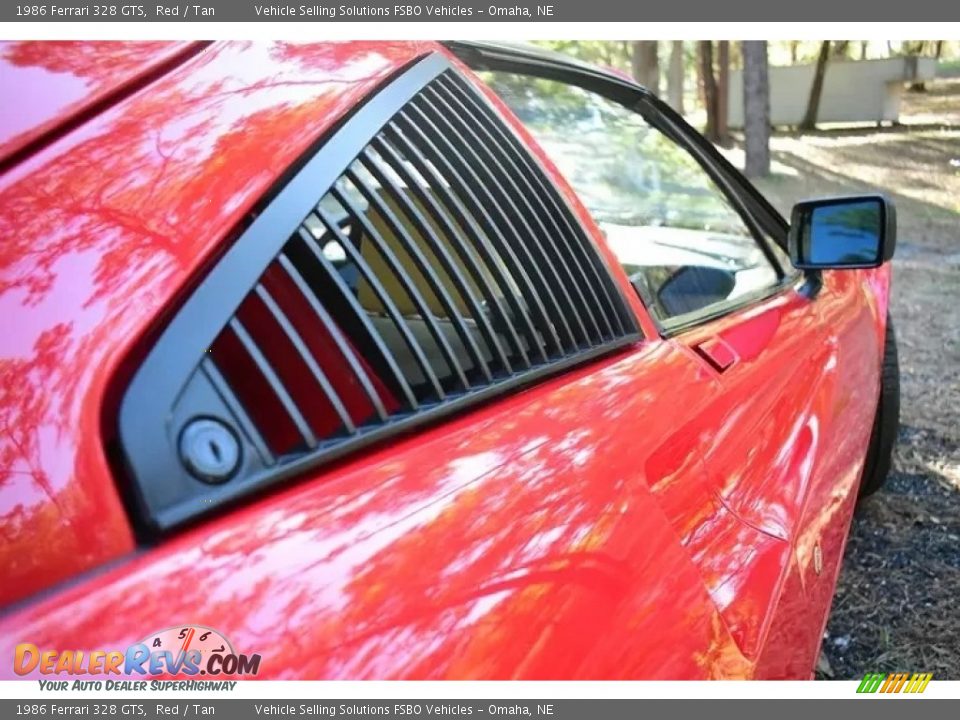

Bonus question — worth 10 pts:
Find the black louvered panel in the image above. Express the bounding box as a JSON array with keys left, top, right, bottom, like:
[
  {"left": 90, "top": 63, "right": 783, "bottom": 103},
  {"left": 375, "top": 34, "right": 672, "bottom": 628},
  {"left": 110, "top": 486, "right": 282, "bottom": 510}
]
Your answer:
[
  {"left": 376, "top": 120, "right": 535, "bottom": 370},
  {"left": 433, "top": 74, "right": 612, "bottom": 342},
  {"left": 438, "top": 72, "right": 628, "bottom": 339},
  {"left": 118, "top": 54, "right": 641, "bottom": 532}
]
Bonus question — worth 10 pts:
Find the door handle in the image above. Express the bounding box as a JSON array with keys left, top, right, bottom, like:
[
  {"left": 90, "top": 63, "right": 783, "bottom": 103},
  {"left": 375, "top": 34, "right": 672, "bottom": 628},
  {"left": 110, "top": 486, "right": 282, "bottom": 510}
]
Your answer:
[{"left": 692, "top": 337, "right": 738, "bottom": 373}]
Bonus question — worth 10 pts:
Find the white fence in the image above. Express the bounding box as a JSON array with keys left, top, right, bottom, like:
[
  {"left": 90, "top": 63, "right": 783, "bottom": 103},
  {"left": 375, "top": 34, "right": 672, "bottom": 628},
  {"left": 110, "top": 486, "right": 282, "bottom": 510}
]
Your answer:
[{"left": 728, "top": 57, "right": 938, "bottom": 128}]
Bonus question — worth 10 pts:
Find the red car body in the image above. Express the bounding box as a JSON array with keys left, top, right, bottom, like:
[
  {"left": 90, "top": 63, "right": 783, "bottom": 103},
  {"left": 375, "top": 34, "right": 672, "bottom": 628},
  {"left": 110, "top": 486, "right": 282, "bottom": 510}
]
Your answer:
[{"left": 0, "top": 41, "right": 891, "bottom": 679}]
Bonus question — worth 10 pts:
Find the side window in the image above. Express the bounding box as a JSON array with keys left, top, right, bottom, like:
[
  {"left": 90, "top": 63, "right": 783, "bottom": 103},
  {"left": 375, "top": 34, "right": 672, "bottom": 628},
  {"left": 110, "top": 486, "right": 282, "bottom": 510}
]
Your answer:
[{"left": 480, "top": 71, "right": 783, "bottom": 325}]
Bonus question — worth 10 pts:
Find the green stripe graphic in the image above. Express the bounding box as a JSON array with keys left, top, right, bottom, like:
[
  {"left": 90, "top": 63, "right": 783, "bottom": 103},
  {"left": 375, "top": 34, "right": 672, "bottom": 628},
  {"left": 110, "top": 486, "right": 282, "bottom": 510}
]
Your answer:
[{"left": 857, "top": 673, "right": 886, "bottom": 693}]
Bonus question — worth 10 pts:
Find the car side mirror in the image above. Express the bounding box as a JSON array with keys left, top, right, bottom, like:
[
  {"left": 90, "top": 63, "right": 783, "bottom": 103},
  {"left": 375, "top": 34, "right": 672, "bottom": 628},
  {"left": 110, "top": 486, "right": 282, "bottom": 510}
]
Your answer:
[{"left": 788, "top": 195, "right": 896, "bottom": 270}]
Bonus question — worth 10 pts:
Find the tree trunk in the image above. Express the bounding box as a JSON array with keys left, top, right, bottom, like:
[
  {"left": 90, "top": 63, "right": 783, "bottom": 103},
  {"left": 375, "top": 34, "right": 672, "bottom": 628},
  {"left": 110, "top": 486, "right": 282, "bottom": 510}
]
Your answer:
[
  {"left": 631, "top": 41, "right": 660, "bottom": 96},
  {"left": 646, "top": 42, "right": 660, "bottom": 96},
  {"left": 909, "top": 40, "right": 943, "bottom": 92},
  {"left": 630, "top": 41, "right": 644, "bottom": 85},
  {"left": 667, "top": 41, "right": 685, "bottom": 114},
  {"left": 907, "top": 41, "right": 927, "bottom": 92},
  {"left": 743, "top": 41, "right": 771, "bottom": 178},
  {"left": 696, "top": 42, "right": 706, "bottom": 107},
  {"left": 717, "top": 41, "right": 731, "bottom": 147},
  {"left": 699, "top": 41, "right": 719, "bottom": 143},
  {"left": 800, "top": 41, "right": 830, "bottom": 131}
]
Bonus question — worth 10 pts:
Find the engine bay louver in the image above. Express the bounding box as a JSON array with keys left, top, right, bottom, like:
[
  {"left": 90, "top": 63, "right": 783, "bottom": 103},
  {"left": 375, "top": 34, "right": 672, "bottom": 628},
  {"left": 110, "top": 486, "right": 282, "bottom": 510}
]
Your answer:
[{"left": 118, "top": 54, "right": 641, "bottom": 531}]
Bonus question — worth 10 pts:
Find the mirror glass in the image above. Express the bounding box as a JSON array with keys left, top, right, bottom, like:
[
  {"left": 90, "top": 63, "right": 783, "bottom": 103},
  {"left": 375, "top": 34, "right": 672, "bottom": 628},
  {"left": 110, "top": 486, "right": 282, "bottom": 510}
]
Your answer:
[
  {"left": 655, "top": 265, "right": 737, "bottom": 317},
  {"left": 803, "top": 199, "right": 882, "bottom": 266}
]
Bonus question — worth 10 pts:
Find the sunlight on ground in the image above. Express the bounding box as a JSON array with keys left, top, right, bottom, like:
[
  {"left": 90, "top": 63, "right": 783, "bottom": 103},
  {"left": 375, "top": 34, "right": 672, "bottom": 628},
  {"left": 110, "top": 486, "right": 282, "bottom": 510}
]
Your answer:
[
  {"left": 714, "top": 145, "right": 800, "bottom": 177},
  {"left": 929, "top": 460, "right": 960, "bottom": 490},
  {"left": 703, "top": 80, "right": 960, "bottom": 219}
]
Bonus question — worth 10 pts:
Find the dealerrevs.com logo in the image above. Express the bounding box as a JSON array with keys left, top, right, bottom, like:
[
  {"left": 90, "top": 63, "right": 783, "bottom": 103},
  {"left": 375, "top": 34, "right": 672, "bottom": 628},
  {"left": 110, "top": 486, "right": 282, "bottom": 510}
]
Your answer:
[{"left": 14, "top": 625, "right": 261, "bottom": 687}]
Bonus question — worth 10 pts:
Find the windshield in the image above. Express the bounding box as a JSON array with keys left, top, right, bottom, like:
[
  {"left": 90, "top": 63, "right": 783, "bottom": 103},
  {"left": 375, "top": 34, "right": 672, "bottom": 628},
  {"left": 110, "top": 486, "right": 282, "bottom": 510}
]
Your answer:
[{"left": 480, "top": 71, "right": 752, "bottom": 236}]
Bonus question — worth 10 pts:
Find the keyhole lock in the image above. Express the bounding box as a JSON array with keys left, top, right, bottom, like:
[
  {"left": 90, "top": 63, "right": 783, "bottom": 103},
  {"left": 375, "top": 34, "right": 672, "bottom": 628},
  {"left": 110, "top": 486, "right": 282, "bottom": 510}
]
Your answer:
[{"left": 179, "top": 417, "right": 241, "bottom": 483}]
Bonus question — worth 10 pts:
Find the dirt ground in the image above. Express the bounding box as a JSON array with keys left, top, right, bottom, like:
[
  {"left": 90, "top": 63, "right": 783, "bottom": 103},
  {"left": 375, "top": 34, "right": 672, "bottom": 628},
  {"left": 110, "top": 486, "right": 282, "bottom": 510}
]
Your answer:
[{"left": 727, "top": 79, "right": 960, "bottom": 679}]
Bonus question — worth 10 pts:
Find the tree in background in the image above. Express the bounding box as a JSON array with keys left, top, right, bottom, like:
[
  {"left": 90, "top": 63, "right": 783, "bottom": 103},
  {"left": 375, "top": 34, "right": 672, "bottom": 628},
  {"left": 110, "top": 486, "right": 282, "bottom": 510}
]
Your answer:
[
  {"left": 801, "top": 41, "right": 831, "bottom": 131},
  {"left": 698, "top": 41, "right": 719, "bottom": 143},
  {"left": 697, "top": 41, "right": 731, "bottom": 146},
  {"left": 631, "top": 41, "right": 660, "bottom": 95},
  {"left": 742, "top": 41, "right": 771, "bottom": 178},
  {"left": 667, "top": 41, "right": 685, "bottom": 114},
  {"left": 717, "top": 41, "right": 731, "bottom": 147},
  {"left": 832, "top": 41, "right": 851, "bottom": 59}
]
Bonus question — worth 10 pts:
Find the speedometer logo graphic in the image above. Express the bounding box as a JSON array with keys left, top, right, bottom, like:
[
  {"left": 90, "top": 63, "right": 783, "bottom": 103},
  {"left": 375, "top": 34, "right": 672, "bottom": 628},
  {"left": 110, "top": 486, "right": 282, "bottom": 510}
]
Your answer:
[{"left": 140, "top": 625, "right": 235, "bottom": 669}]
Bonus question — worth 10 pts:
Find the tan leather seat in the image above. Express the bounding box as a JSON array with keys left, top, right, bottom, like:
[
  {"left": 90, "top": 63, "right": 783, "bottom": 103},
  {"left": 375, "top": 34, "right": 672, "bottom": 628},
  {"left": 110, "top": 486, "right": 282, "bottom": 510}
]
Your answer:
[{"left": 356, "top": 188, "right": 494, "bottom": 319}]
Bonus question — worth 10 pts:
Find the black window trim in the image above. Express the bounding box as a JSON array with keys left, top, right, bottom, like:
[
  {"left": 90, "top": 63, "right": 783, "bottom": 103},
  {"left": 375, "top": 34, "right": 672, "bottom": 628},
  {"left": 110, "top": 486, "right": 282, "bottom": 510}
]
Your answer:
[{"left": 446, "top": 40, "right": 805, "bottom": 338}]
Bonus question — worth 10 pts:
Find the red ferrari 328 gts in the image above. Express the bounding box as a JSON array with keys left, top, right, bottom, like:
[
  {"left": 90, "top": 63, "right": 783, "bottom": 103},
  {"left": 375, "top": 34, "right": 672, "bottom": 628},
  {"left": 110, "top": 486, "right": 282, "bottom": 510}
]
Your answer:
[{"left": 0, "top": 41, "right": 899, "bottom": 679}]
